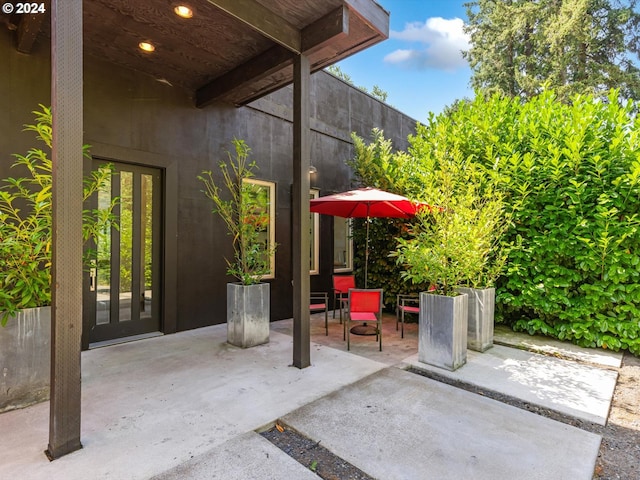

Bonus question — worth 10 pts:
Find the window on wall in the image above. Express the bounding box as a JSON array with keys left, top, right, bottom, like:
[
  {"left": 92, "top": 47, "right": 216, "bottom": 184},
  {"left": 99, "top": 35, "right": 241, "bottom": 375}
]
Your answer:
[
  {"left": 243, "top": 178, "right": 276, "bottom": 279},
  {"left": 333, "top": 217, "right": 353, "bottom": 272},
  {"left": 310, "top": 189, "right": 320, "bottom": 274}
]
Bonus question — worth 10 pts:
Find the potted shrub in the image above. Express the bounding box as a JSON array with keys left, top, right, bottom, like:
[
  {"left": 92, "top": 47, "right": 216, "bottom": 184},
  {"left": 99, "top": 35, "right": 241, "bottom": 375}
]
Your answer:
[
  {"left": 393, "top": 205, "right": 470, "bottom": 371},
  {"left": 392, "top": 157, "right": 507, "bottom": 369},
  {"left": 452, "top": 176, "right": 509, "bottom": 352},
  {"left": 0, "top": 105, "right": 116, "bottom": 411},
  {"left": 454, "top": 195, "right": 508, "bottom": 351},
  {"left": 199, "top": 139, "right": 276, "bottom": 348}
]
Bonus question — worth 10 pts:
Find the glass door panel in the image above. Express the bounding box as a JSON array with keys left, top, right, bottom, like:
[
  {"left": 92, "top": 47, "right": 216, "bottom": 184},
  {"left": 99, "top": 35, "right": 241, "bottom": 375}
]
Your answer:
[
  {"left": 119, "top": 171, "right": 133, "bottom": 323},
  {"left": 141, "top": 174, "right": 154, "bottom": 320},
  {"left": 84, "top": 161, "right": 162, "bottom": 346},
  {"left": 96, "top": 175, "right": 112, "bottom": 325}
]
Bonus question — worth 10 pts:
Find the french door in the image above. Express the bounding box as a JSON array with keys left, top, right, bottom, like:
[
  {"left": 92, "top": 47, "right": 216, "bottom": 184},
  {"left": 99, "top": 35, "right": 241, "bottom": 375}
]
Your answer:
[{"left": 84, "top": 161, "right": 162, "bottom": 347}]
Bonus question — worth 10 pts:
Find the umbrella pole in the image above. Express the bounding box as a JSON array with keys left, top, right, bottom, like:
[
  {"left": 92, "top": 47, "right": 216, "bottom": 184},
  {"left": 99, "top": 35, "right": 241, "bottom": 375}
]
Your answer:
[{"left": 365, "top": 216, "right": 369, "bottom": 288}]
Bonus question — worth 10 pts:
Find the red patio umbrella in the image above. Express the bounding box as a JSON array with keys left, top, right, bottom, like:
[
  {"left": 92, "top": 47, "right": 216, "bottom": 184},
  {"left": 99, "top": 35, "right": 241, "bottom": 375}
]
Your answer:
[{"left": 310, "top": 187, "right": 425, "bottom": 287}]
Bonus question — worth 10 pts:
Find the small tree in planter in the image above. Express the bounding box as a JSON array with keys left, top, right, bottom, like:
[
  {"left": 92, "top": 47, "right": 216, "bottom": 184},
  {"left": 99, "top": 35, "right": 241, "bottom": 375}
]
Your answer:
[
  {"left": 198, "top": 139, "right": 276, "bottom": 347},
  {"left": 0, "top": 105, "right": 116, "bottom": 412},
  {"left": 454, "top": 187, "right": 509, "bottom": 351},
  {"left": 392, "top": 152, "right": 508, "bottom": 368},
  {"left": 0, "top": 105, "right": 116, "bottom": 326}
]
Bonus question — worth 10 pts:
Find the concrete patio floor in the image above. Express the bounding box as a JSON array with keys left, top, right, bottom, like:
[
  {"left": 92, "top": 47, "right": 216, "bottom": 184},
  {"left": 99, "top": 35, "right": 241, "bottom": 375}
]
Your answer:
[{"left": 0, "top": 311, "right": 621, "bottom": 479}]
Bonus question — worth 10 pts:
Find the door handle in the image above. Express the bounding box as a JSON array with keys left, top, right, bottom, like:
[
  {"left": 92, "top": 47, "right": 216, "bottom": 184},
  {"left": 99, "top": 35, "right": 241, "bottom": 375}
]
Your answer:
[{"left": 89, "top": 267, "right": 97, "bottom": 292}]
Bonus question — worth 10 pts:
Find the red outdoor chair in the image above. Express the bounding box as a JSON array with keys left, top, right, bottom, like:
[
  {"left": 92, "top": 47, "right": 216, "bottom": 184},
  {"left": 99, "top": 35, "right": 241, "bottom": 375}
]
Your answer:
[
  {"left": 346, "top": 288, "right": 383, "bottom": 351},
  {"left": 396, "top": 293, "right": 420, "bottom": 339},
  {"left": 310, "top": 292, "right": 329, "bottom": 336},
  {"left": 332, "top": 275, "right": 356, "bottom": 324}
]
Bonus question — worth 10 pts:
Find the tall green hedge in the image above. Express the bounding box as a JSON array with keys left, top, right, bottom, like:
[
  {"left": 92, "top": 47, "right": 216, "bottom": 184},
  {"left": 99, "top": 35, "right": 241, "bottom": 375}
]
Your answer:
[{"left": 350, "top": 90, "right": 640, "bottom": 355}]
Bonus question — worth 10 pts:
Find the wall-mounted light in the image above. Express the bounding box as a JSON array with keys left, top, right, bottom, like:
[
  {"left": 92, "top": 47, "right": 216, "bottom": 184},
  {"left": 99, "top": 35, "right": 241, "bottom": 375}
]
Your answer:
[
  {"left": 139, "top": 41, "right": 156, "bottom": 53},
  {"left": 309, "top": 166, "right": 317, "bottom": 174},
  {"left": 174, "top": 5, "right": 194, "bottom": 18}
]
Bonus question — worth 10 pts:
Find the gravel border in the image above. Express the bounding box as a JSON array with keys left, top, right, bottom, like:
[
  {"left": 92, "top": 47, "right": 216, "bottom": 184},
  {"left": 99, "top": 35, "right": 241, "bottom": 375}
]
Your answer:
[{"left": 261, "top": 424, "right": 374, "bottom": 480}]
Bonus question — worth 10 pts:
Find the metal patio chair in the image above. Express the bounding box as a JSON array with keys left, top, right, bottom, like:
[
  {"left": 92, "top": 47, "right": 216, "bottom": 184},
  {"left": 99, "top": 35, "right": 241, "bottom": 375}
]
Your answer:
[
  {"left": 332, "top": 274, "right": 356, "bottom": 324},
  {"left": 346, "top": 288, "right": 383, "bottom": 351},
  {"left": 310, "top": 292, "right": 329, "bottom": 336},
  {"left": 396, "top": 293, "right": 420, "bottom": 339}
]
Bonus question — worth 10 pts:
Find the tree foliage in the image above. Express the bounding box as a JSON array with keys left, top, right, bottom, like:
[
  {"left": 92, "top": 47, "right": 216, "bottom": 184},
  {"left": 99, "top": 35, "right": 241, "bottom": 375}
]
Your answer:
[
  {"left": 463, "top": 0, "right": 640, "bottom": 103},
  {"left": 350, "top": 89, "right": 640, "bottom": 355},
  {"left": 392, "top": 159, "right": 508, "bottom": 296},
  {"left": 199, "top": 140, "right": 276, "bottom": 285},
  {"left": 421, "top": 90, "right": 640, "bottom": 354},
  {"left": 348, "top": 129, "right": 508, "bottom": 300},
  {"left": 0, "top": 105, "right": 117, "bottom": 326}
]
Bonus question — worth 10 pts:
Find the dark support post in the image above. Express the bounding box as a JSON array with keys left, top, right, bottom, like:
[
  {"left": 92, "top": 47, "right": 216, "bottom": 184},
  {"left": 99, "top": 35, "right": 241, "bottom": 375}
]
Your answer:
[
  {"left": 292, "top": 54, "right": 311, "bottom": 368},
  {"left": 47, "top": 0, "right": 83, "bottom": 460}
]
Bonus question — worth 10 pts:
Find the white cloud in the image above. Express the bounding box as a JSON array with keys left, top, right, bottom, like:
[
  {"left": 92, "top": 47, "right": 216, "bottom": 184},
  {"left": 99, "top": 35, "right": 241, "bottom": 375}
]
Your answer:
[
  {"left": 385, "top": 17, "right": 470, "bottom": 72},
  {"left": 384, "top": 49, "right": 415, "bottom": 63}
]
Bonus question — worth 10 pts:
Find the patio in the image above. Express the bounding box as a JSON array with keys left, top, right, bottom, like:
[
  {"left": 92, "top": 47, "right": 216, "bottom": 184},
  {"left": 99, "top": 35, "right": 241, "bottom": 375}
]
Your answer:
[
  {"left": 0, "top": 310, "right": 620, "bottom": 479},
  {"left": 0, "top": 0, "right": 399, "bottom": 457}
]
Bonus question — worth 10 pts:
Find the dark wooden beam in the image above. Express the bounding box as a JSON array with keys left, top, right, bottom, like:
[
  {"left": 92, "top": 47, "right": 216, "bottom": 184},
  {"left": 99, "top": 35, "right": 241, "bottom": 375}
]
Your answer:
[
  {"left": 46, "top": 0, "right": 83, "bottom": 461},
  {"left": 205, "top": 0, "right": 301, "bottom": 53},
  {"left": 196, "top": 44, "right": 293, "bottom": 108},
  {"left": 301, "top": 6, "right": 349, "bottom": 55},
  {"left": 15, "top": 0, "right": 50, "bottom": 53},
  {"left": 196, "top": 6, "right": 349, "bottom": 108},
  {"left": 292, "top": 53, "right": 311, "bottom": 369},
  {"left": 345, "top": 0, "right": 389, "bottom": 37}
]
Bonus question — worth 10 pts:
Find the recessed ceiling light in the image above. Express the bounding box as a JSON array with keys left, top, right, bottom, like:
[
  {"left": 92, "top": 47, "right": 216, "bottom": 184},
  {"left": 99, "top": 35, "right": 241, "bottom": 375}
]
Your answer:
[
  {"left": 174, "top": 5, "right": 193, "bottom": 18},
  {"left": 139, "top": 41, "right": 156, "bottom": 53}
]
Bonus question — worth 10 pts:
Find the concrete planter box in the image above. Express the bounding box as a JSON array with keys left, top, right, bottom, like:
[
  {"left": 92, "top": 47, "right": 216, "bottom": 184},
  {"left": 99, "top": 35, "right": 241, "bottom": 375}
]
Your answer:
[
  {"left": 0, "top": 306, "right": 51, "bottom": 412},
  {"left": 227, "top": 283, "right": 270, "bottom": 348},
  {"left": 457, "top": 287, "right": 495, "bottom": 352},
  {"left": 418, "top": 292, "right": 468, "bottom": 371}
]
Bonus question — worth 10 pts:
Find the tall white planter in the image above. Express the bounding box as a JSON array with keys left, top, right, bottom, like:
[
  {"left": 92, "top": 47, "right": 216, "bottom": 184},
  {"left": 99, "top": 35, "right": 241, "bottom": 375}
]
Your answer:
[
  {"left": 0, "top": 306, "right": 51, "bottom": 412},
  {"left": 457, "top": 287, "right": 495, "bottom": 352},
  {"left": 419, "top": 292, "right": 468, "bottom": 371},
  {"left": 227, "top": 283, "right": 270, "bottom": 348}
]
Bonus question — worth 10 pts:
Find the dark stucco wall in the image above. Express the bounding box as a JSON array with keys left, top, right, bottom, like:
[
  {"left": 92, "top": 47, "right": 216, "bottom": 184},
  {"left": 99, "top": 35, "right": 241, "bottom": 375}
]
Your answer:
[{"left": 0, "top": 32, "right": 417, "bottom": 333}]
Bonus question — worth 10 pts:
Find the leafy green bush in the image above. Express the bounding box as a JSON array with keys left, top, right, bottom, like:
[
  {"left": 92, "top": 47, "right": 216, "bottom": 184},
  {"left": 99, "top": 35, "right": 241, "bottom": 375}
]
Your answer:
[
  {"left": 0, "top": 105, "right": 116, "bottom": 326},
  {"left": 350, "top": 90, "right": 640, "bottom": 355},
  {"left": 349, "top": 129, "right": 507, "bottom": 301},
  {"left": 392, "top": 158, "right": 508, "bottom": 296},
  {"left": 412, "top": 90, "right": 640, "bottom": 355}
]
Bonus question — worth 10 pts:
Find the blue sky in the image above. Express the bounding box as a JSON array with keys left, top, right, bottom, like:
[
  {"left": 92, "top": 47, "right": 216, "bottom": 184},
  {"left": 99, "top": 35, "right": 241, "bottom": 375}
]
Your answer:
[{"left": 334, "top": 0, "right": 473, "bottom": 123}]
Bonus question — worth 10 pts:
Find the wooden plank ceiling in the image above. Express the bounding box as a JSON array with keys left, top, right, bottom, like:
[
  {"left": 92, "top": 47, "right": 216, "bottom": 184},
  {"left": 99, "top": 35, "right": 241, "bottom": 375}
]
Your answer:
[{"left": 1, "top": 0, "right": 389, "bottom": 107}]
